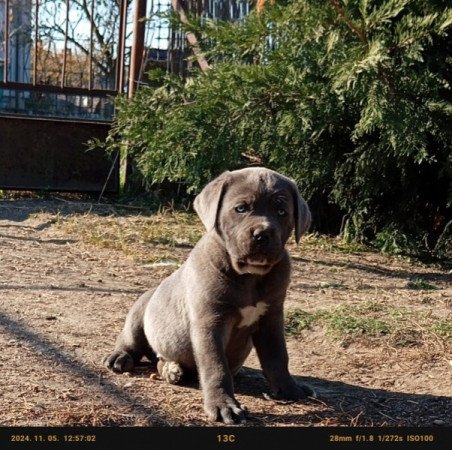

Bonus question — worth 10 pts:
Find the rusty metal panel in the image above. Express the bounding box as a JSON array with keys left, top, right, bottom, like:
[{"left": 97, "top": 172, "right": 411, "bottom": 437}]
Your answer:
[{"left": 0, "top": 114, "right": 118, "bottom": 193}]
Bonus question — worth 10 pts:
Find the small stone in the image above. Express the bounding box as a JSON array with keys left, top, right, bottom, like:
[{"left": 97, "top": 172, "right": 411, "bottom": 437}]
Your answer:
[{"left": 433, "top": 419, "right": 444, "bottom": 425}]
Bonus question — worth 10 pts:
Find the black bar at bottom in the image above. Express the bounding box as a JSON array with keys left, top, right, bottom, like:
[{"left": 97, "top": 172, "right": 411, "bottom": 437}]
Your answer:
[{"left": 0, "top": 426, "right": 450, "bottom": 450}]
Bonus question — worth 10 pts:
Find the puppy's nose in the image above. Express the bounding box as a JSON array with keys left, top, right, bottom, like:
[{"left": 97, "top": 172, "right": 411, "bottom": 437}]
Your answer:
[{"left": 252, "top": 227, "right": 272, "bottom": 243}]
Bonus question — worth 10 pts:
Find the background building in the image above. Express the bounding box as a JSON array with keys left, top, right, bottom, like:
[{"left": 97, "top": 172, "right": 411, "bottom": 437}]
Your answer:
[{"left": 1, "top": 0, "right": 33, "bottom": 82}]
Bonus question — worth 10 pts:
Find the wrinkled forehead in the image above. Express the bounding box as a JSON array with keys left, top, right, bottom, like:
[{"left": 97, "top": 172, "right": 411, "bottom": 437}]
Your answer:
[{"left": 224, "top": 170, "right": 293, "bottom": 205}]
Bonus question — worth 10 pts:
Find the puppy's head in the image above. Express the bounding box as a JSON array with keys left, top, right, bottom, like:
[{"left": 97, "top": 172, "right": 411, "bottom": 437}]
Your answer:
[{"left": 194, "top": 167, "right": 311, "bottom": 275}]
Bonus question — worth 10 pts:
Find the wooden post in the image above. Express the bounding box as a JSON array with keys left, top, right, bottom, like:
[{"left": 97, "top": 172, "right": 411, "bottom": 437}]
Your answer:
[
  {"left": 122, "top": 0, "right": 148, "bottom": 193},
  {"left": 128, "top": 0, "right": 148, "bottom": 98}
]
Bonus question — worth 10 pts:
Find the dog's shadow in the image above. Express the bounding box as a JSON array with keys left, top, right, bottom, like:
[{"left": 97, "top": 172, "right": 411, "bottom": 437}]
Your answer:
[
  {"left": 133, "top": 363, "right": 451, "bottom": 426},
  {"left": 234, "top": 367, "right": 451, "bottom": 426}
]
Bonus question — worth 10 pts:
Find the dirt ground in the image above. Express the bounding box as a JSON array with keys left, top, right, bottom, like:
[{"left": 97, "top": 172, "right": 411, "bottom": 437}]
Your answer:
[{"left": 0, "top": 197, "right": 451, "bottom": 428}]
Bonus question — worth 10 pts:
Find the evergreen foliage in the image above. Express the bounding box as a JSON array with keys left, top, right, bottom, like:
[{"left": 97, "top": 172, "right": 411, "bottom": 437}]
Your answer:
[{"left": 96, "top": 0, "right": 452, "bottom": 258}]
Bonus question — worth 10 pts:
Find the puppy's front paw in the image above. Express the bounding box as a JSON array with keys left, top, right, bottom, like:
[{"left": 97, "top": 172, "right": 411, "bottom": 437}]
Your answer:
[
  {"left": 271, "top": 380, "right": 316, "bottom": 401},
  {"left": 204, "top": 395, "right": 247, "bottom": 424},
  {"left": 103, "top": 350, "right": 135, "bottom": 373}
]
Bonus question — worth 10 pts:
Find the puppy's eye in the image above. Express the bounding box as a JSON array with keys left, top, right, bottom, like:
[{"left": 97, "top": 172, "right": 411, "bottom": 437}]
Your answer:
[
  {"left": 277, "top": 208, "right": 287, "bottom": 217},
  {"left": 235, "top": 204, "right": 249, "bottom": 213}
]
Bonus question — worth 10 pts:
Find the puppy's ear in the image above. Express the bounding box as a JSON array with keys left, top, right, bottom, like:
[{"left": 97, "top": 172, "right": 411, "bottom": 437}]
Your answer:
[
  {"left": 287, "top": 179, "right": 311, "bottom": 243},
  {"left": 294, "top": 194, "right": 311, "bottom": 243},
  {"left": 193, "top": 171, "right": 230, "bottom": 232}
]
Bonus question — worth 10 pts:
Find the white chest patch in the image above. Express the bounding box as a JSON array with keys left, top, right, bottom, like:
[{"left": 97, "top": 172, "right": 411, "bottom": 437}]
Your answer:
[{"left": 238, "top": 302, "right": 269, "bottom": 328}]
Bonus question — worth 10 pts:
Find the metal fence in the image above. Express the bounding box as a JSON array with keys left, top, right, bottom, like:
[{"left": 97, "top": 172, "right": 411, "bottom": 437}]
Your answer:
[
  {"left": 0, "top": 0, "right": 127, "bottom": 120},
  {"left": 0, "top": 0, "right": 250, "bottom": 121}
]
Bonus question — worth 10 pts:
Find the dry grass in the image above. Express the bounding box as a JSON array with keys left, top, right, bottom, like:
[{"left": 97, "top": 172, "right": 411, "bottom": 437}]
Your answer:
[{"left": 56, "top": 210, "right": 203, "bottom": 264}]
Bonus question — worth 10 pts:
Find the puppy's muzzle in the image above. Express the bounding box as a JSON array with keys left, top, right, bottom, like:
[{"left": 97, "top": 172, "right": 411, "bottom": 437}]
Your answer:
[
  {"left": 249, "top": 223, "right": 281, "bottom": 254},
  {"left": 233, "top": 224, "right": 284, "bottom": 275},
  {"left": 252, "top": 226, "right": 274, "bottom": 244}
]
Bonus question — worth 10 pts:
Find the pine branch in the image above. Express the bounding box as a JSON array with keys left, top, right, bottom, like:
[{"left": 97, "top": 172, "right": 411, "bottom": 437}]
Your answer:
[
  {"left": 329, "top": 0, "right": 367, "bottom": 44},
  {"left": 171, "top": 0, "right": 210, "bottom": 72}
]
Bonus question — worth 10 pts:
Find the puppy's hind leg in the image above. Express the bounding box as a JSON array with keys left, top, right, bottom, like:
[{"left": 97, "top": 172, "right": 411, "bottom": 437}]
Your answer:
[
  {"left": 104, "top": 290, "right": 156, "bottom": 373},
  {"left": 157, "top": 359, "right": 184, "bottom": 384}
]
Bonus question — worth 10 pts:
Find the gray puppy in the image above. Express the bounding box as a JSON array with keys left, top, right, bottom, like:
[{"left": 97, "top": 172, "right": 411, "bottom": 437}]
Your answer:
[{"left": 104, "top": 167, "right": 314, "bottom": 424}]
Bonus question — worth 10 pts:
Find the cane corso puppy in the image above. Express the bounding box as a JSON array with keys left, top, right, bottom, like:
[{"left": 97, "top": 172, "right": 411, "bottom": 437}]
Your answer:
[{"left": 104, "top": 167, "right": 314, "bottom": 423}]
